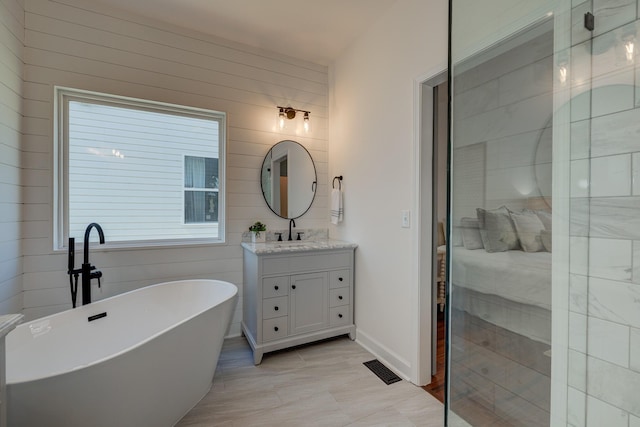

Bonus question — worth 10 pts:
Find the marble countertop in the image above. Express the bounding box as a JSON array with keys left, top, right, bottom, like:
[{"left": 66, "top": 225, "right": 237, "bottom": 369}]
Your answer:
[
  {"left": 0, "top": 313, "right": 23, "bottom": 338},
  {"left": 241, "top": 239, "right": 357, "bottom": 255}
]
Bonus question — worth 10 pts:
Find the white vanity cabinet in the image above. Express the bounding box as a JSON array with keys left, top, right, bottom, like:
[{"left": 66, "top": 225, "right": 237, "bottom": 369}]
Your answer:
[
  {"left": 241, "top": 242, "right": 356, "bottom": 364},
  {"left": 289, "top": 272, "right": 328, "bottom": 336}
]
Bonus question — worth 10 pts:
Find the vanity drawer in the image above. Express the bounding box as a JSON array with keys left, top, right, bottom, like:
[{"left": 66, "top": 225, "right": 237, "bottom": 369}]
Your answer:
[
  {"left": 329, "top": 288, "right": 350, "bottom": 308},
  {"left": 329, "top": 306, "right": 351, "bottom": 327},
  {"left": 263, "top": 317, "right": 288, "bottom": 341},
  {"left": 329, "top": 270, "right": 351, "bottom": 289},
  {"left": 262, "top": 276, "right": 290, "bottom": 299},
  {"left": 262, "top": 296, "right": 288, "bottom": 319},
  {"left": 263, "top": 252, "right": 351, "bottom": 275}
]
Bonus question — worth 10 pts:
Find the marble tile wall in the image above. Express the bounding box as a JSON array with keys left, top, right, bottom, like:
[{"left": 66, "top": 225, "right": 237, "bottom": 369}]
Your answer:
[{"left": 568, "top": 0, "right": 640, "bottom": 424}]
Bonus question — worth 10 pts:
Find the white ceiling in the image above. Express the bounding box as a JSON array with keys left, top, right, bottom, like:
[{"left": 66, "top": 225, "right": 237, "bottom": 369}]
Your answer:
[{"left": 93, "top": 0, "right": 398, "bottom": 65}]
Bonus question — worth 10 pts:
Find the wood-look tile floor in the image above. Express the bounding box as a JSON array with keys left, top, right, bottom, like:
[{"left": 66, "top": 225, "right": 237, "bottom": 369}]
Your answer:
[{"left": 177, "top": 336, "right": 444, "bottom": 427}]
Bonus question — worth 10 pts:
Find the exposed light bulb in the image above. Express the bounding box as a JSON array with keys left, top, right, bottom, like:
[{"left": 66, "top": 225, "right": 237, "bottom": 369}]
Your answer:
[{"left": 303, "top": 112, "right": 310, "bottom": 133}]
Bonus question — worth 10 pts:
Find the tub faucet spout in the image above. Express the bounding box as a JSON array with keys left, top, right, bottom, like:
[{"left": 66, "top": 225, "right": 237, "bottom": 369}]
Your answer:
[{"left": 81, "top": 223, "right": 105, "bottom": 305}]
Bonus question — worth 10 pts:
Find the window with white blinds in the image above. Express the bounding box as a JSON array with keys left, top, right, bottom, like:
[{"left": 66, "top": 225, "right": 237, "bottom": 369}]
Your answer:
[{"left": 55, "top": 87, "right": 226, "bottom": 248}]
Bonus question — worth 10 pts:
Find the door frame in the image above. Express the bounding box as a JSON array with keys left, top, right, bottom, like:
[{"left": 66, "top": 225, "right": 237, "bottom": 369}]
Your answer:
[{"left": 411, "top": 65, "right": 447, "bottom": 386}]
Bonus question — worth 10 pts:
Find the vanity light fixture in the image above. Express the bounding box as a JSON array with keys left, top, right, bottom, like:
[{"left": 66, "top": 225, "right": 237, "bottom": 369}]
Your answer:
[{"left": 276, "top": 106, "right": 311, "bottom": 133}]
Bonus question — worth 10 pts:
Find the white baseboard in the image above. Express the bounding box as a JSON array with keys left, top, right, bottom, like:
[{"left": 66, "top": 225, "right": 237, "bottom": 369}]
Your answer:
[{"left": 356, "top": 328, "right": 412, "bottom": 382}]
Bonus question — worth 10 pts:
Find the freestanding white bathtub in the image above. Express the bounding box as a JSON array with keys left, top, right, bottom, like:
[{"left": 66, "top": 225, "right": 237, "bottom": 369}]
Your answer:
[{"left": 6, "top": 279, "right": 237, "bottom": 427}]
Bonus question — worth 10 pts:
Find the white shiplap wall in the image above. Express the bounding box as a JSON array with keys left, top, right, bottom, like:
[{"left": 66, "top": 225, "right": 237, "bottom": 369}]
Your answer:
[
  {"left": 0, "top": 0, "right": 24, "bottom": 315},
  {"left": 21, "top": 0, "right": 329, "bottom": 334}
]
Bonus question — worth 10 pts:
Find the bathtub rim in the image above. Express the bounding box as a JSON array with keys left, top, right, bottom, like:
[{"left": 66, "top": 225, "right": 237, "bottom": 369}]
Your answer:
[{"left": 7, "top": 279, "right": 238, "bottom": 385}]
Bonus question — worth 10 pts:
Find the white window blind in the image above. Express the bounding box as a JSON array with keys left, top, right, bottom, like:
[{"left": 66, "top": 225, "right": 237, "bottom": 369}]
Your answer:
[{"left": 55, "top": 87, "right": 225, "bottom": 248}]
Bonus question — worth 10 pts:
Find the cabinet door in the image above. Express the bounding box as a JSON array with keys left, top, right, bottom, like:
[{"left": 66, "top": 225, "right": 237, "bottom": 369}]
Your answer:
[{"left": 290, "top": 272, "right": 328, "bottom": 335}]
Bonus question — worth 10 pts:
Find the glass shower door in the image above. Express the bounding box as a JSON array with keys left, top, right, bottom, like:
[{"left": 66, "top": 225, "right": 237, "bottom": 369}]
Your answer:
[{"left": 447, "top": 0, "right": 640, "bottom": 425}]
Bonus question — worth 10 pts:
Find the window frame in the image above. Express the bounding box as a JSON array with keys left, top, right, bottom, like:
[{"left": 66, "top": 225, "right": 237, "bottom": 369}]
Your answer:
[{"left": 53, "top": 86, "right": 226, "bottom": 250}]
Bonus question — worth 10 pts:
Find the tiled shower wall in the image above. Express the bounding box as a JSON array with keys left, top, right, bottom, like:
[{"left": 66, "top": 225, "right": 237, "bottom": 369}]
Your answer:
[{"left": 568, "top": 0, "right": 640, "bottom": 424}]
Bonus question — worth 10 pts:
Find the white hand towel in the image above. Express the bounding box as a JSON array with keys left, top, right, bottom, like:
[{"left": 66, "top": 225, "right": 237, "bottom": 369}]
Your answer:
[{"left": 330, "top": 188, "right": 343, "bottom": 224}]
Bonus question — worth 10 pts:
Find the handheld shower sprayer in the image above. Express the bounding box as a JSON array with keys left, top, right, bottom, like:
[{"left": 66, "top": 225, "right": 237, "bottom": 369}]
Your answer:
[{"left": 67, "top": 237, "right": 80, "bottom": 308}]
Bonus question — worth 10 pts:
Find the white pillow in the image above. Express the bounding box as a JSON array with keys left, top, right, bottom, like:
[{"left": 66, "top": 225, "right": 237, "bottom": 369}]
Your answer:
[
  {"left": 510, "top": 210, "right": 545, "bottom": 252},
  {"left": 477, "top": 206, "right": 520, "bottom": 253}
]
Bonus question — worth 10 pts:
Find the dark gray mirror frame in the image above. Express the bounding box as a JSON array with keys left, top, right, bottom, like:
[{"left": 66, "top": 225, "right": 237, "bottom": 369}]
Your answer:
[{"left": 260, "top": 140, "right": 317, "bottom": 219}]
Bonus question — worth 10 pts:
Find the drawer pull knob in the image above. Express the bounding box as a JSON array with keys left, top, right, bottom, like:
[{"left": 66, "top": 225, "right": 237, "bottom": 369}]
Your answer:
[
  {"left": 274, "top": 285, "right": 279, "bottom": 290},
  {"left": 338, "top": 313, "right": 343, "bottom": 318},
  {"left": 292, "top": 285, "right": 296, "bottom": 290},
  {"left": 338, "top": 295, "right": 343, "bottom": 300},
  {"left": 274, "top": 326, "right": 279, "bottom": 332},
  {"left": 274, "top": 306, "right": 279, "bottom": 311},
  {"left": 338, "top": 277, "right": 344, "bottom": 281}
]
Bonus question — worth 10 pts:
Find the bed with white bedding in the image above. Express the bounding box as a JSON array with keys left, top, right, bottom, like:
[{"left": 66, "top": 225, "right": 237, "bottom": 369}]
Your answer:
[
  {"left": 452, "top": 246, "right": 551, "bottom": 309},
  {"left": 451, "top": 246, "right": 552, "bottom": 344},
  {"left": 451, "top": 204, "right": 553, "bottom": 344}
]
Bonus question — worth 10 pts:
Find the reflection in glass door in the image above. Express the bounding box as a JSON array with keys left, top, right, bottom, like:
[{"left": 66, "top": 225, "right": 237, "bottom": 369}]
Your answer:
[
  {"left": 448, "top": 18, "right": 554, "bottom": 426},
  {"left": 449, "top": 0, "right": 640, "bottom": 426}
]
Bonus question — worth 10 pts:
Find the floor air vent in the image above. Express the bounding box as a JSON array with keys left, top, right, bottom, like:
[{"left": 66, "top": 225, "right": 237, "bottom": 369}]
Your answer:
[{"left": 363, "top": 359, "right": 402, "bottom": 385}]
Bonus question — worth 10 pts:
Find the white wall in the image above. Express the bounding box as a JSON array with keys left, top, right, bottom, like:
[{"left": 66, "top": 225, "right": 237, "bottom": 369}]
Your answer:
[
  {"left": 20, "top": 0, "right": 329, "bottom": 334},
  {"left": 0, "top": 0, "right": 24, "bottom": 315},
  {"left": 329, "top": 0, "right": 448, "bottom": 380}
]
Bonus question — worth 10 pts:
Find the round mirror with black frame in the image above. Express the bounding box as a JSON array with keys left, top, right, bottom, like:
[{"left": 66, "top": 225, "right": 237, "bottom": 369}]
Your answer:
[{"left": 260, "top": 140, "right": 317, "bottom": 219}]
